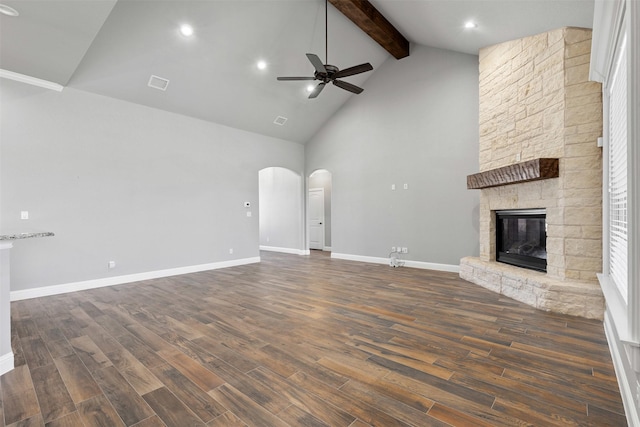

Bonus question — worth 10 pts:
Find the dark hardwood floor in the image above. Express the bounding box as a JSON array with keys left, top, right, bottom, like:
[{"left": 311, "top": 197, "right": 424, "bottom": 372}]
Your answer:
[{"left": 1, "top": 251, "right": 627, "bottom": 426}]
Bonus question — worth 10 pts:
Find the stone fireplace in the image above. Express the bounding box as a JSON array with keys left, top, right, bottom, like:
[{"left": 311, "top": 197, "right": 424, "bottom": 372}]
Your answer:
[{"left": 460, "top": 27, "right": 605, "bottom": 319}]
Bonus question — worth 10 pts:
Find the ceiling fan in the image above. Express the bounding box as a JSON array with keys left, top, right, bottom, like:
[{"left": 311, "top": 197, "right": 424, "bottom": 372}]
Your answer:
[{"left": 277, "top": 0, "right": 373, "bottom": 99}]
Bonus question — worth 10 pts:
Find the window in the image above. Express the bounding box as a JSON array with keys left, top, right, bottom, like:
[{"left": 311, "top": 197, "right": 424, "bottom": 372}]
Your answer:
[
  {"left": 592, "top": 0, "right": 639, "bottom": 423},
  {"left": 608, "top": 33, "right": 628, "bottom": 302}
]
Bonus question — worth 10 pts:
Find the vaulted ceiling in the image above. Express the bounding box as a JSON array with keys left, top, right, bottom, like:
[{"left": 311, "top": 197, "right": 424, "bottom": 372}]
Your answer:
[{"left": 0, "top": 0, "right": 594, "bottom": 143}]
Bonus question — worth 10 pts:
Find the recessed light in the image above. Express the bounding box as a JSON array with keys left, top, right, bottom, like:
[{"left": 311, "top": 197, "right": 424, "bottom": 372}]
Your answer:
[
  {"left": 464, "top": 21, "right": 477, "bottom": 29},
  {"left": 257, "top": 60, "right": 267, "bottom": 70},
  {"left": 0, "top": 4, "right": 19, "bottom": 16},
  {"left": 179, "top": 24, "right": 194, "bottom": 37}
]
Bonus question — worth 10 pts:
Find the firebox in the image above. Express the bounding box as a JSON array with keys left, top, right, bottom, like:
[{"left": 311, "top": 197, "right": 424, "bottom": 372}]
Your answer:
[{"left": 496, "top": 209, "right": 547, "bottom": 272}]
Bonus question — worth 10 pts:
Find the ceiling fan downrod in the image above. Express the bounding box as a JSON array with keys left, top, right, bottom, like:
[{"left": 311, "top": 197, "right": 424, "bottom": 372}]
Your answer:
[{"left": 276, "top": 0, "right": 374, "bottom": 99}]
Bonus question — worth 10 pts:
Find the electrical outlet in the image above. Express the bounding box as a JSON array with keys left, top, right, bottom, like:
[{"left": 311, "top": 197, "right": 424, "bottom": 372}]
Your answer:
[
  {"left": 391, "top": 246, "right": 396, "bottom": 253},
  {"left": 108, "top": 261, "right": 116, "bottom": 269},
  {"left": 403, "top": 183, "right": 408, "bottom": 190},
  {"left": 21, "top": 211, "right": 29, "bottom": 220},
  {"left": 229, "top": 248, "right": 234, "bottom": 254},
  {"left": 401, "top": 247, "right": 408, "bottom": 253}
]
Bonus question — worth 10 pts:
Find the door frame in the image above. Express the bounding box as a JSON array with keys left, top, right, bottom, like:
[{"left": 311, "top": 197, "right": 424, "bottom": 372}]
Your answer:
[{"left": 308, "top": 187, "right": 325, "bottom": 250}]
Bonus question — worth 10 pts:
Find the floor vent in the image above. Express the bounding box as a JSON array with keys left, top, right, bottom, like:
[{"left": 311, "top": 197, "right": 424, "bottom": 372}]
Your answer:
[
  {"left": 273, "top": 116, "right": 288, "bottom": 126},
  {"left": 148, "top": 75, "right": 169, "bottom": 91}
]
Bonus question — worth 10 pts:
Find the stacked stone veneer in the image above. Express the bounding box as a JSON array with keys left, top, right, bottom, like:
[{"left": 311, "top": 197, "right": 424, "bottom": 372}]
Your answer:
[{"left": 460, "top": 27, "right": 605, "bottom": 319}]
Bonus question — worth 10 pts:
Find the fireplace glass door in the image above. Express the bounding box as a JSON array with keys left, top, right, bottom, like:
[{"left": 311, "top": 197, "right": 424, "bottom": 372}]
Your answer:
[{"left": 496, "top": 209, "right": 547, "bottom": 272}]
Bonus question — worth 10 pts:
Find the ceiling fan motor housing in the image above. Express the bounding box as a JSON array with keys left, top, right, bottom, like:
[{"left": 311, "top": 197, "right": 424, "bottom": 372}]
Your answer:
[{"left": 315, "top": 64, "right": 339, "bottom": 82}]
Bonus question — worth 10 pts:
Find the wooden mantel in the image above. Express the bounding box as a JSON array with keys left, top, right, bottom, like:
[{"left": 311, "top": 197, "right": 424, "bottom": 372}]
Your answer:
[{"left": 466, "top": 158, "right": 559, "bottom": 189}]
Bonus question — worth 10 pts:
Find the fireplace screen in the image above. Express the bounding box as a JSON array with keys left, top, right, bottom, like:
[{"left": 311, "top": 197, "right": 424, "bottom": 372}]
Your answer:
[{"left": 496, "top": 209, "right": 547, "bottom": 272}]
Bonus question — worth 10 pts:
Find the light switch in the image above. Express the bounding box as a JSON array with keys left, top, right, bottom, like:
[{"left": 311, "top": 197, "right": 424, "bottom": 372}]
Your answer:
[{"left": 391, "top": 184, "right": 396, "bottom": 190}]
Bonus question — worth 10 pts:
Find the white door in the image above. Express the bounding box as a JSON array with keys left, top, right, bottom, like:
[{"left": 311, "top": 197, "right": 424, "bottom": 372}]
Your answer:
[{"left": 309, "top": 188, "right": 325, "bottom": 250}]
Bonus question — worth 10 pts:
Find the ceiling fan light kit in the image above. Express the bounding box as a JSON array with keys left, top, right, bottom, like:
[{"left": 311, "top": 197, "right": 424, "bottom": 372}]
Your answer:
[
  {"left": 277, "top": 0, "right": 373, "bottom": 99},
  {"left": 0, "top": 4, "right": 19, "bottom": 16}
]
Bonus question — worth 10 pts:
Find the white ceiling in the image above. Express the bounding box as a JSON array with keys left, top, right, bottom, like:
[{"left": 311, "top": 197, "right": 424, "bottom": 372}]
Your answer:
[{"left": 0, "top": 0, "right": 594, "bottom": 143}]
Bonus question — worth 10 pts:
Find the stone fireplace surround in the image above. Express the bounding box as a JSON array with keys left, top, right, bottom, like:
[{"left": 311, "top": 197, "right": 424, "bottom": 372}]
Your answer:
[{"left": 460, "top": 27, "right": 605, "bottom": 319}]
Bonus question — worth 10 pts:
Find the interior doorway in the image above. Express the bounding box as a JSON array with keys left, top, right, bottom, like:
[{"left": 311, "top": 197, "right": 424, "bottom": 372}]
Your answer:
[
  {"left": 309, "top": 188, "right": 324, "bottom": 250},
  {"left": 308, "top": 169, "right": 332, "bottom": 251},
  {"left": 258, "top": 167, "right": 304, "bottom": 254}
]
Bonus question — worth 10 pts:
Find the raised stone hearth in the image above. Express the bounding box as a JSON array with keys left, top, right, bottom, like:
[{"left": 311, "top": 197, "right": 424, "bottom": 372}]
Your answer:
[
  {"left": 460, "top": 257, "right": 603, "bottom": 319},
  {"left": 460, "top": 27, "right": 605, "bottom": 319}
]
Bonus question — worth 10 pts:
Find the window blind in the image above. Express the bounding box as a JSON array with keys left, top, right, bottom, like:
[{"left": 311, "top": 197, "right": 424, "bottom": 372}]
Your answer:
[{"left": 608, "top": 34, "right": 628, "bottom": 302}]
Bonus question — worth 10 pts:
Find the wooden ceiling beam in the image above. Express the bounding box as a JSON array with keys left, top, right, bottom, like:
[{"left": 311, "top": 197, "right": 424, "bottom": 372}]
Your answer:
[{"left": 329, "top": 0, "right": 410, "bottom": 59}]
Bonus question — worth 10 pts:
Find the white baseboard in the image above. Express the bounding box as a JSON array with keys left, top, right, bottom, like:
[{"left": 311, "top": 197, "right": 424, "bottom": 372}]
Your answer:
[
  {"left": 260, "top": 245, "right": 308, "bottom": 255},
  {"left": 604, "top": 310, "right": 640, "bottom": 427},
  {"left": 331, "top": 253, "right": 460, "bottom": 273},
  {"left": 10, "top": 257, "right": 261, "bottom": 301},
  {"left": 323, "top": 246, "right": 332, "bottom": 251},
  {"left": 0, "top": 351, "right": 14, "bottom": 376},
  {"left": 332, "top": 253, "right": 389, "bottom": 264},
  {"left": 403, "top": 259, "right": 460, "bottom": 273}
]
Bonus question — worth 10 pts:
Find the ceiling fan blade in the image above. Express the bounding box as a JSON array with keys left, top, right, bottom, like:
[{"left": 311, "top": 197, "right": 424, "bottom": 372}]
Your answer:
[
  {"left": 333, "top": 79, "right": 364, "bottom": 94},
  {"left": 332, "top": 63, "right": 373, "bottom": 79},
  {"left": 306, "top": 53, "right": 327, "bottom": 74},
  {"left": 277, "top": 76, "right": 316, "bottom": 81},
  {"left": 308, "top": 82, "right": 326, "bottom": 99}
]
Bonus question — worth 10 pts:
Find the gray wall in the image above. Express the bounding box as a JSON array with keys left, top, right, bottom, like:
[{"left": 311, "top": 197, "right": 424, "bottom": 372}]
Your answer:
[
  {"left": 1, "top": 80, "right": 304, "bottom": 291},
  {"left": 305, "top": 44, "right": 480, "bottom": 266},
  {"left": 1, "top": 42, "right": 480, "bottom": 291},
  {"left": 258, "top": 167, "right": 303, "bottom": 250}
]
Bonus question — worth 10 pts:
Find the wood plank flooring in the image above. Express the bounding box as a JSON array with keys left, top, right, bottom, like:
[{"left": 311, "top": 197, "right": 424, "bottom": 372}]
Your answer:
[{"left": 1, "top": 251, "right": 627, "bottom": 426}]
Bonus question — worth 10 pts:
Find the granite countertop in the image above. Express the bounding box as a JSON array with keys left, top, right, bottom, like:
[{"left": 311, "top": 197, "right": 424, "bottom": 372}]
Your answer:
[{"left": 0, "top": 231, "right": 55, "bottom": 241}]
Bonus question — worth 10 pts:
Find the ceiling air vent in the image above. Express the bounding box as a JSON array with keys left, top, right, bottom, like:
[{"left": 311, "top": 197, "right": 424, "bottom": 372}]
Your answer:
[
  {"left": 148, "top": 75, "right": 169, "bottom": 91},
  {"left": 273, "top": 116, "right": 288, "bottom": 126}
]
